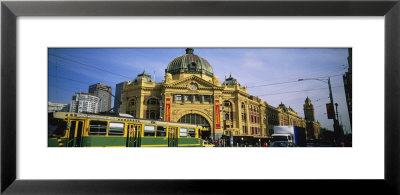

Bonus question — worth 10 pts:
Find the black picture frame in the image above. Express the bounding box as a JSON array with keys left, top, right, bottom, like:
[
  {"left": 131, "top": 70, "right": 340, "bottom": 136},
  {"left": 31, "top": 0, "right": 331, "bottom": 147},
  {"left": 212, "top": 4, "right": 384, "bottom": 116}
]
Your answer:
[{"left": 1, "top": 1, "right": 399, "bottom": 194}]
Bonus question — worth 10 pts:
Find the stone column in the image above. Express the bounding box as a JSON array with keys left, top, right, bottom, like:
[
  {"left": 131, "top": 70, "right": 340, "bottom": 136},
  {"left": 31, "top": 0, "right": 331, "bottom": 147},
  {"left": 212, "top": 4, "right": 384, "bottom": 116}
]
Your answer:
[
  {"left": 138, "top": 92, "right": 144, "bottom": 118},
  {"left": 245, "top": 101, "right": 250, "bottom": 136}
]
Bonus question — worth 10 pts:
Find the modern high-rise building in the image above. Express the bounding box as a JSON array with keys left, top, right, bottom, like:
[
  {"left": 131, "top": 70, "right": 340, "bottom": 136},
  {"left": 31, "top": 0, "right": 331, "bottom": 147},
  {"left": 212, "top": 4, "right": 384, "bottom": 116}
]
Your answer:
[
  {"left": 48, "top": 102, "right": 69, "bottom": 113},
  {"left": 113, "top": 81, "right": 128, "bottom": 113},
  {"left": 69, "top": 93, "right": 100, "bottom": 113},
  {"left": 89, "top": 83, "right": 112, "bottom": 113}
]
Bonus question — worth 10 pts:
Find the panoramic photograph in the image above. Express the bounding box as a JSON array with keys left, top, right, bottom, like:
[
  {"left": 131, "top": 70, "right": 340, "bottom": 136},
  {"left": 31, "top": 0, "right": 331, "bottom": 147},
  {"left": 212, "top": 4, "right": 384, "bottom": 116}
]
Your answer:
[{"left": 48, "top": 48, "right": 352, "bottom": 147}]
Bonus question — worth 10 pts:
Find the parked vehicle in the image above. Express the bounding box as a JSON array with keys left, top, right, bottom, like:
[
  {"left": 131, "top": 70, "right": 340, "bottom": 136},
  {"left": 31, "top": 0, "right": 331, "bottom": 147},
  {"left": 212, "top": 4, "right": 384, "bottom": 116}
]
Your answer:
[
  {"left": 271, "top": 126, "right": 306, "bottom": 147},
  {"left": 269, "top": 141, "right": 297, "bottom": 147}
]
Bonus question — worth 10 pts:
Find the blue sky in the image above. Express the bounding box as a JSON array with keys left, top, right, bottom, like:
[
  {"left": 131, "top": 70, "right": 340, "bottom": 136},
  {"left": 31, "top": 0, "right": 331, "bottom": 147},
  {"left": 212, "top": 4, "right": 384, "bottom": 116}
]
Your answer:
[{"left": 48, "top": 48, "right": 351, "bottom": 133}]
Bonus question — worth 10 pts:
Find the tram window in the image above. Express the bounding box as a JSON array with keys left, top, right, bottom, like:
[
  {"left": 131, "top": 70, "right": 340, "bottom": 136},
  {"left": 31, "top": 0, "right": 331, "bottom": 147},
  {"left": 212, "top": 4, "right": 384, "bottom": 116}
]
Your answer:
[
  {"left": 188, "top": 128, "right": 196, "bottom": 138},
  {"left": 144, "top": 125, "right": 155, "bottom": 136},
  {"left": 180, "top": 128, "right": 187, "bottom": 137},
  {"left": 89, "top": 120, "right": 107, "bottom": 135},
  {"left": 108, "top": 122, "right": 124, "bottom": 136},
  {"left": 156, "top": 126, "right": 166, "bottom": 137},
  {"left": 48, "top": 118, "right": 67, "bottom": 138}
]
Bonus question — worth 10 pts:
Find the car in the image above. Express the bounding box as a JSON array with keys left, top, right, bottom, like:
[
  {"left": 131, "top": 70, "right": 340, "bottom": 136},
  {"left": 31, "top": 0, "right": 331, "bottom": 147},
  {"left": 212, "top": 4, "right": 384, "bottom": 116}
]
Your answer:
[
  {"left": 306, "top": 142, "right": 314, "bottom": 147},
  {"left": 269, "top": 141, "right": 297, "bottom": 147}
]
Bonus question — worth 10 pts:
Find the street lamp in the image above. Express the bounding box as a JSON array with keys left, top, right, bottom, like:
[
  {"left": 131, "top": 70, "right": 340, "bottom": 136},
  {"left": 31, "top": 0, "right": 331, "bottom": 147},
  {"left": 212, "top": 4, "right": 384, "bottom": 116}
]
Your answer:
[{"left": 298, "top": 77, "right": 343, "bottom": 146}]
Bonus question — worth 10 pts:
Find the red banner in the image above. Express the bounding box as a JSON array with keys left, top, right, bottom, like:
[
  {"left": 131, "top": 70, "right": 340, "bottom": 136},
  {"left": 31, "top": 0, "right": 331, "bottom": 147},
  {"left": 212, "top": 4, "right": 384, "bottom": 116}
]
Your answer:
[
  {"left": 165, "top": 98, "right": 171, "bottom": 121},
  {"left": 215, "top": 100, "right": 221, "bottom": 129}
]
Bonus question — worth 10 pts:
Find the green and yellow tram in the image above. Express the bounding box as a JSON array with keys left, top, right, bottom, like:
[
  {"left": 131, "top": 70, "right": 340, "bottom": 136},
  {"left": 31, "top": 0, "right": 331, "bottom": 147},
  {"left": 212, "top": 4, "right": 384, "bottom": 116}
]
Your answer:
[{"left": 48, "top": 112, "right": 203, "bottom": 147}]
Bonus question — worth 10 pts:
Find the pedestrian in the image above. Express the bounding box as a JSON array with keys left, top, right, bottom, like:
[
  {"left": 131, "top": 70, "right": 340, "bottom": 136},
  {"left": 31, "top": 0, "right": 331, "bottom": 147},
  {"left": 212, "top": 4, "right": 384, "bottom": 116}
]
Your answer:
[{"left": 263, "top": 142, "right": 268, "bottom": 147}]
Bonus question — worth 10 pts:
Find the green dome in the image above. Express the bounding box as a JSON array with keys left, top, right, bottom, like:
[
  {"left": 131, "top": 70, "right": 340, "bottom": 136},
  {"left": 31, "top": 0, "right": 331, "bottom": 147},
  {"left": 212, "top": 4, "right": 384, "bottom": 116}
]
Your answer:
[
  {"left": 133, "top": 70, "right": 154, "bottom": 83},
  {"left": 165, "top": 48, "right": 214, "bottom": 76},
  {"left": 223, "top": 74, "right": 240, "bottom": 86},
  {"left": 278, "top": 102, "right": 287, "bottom": 110}
]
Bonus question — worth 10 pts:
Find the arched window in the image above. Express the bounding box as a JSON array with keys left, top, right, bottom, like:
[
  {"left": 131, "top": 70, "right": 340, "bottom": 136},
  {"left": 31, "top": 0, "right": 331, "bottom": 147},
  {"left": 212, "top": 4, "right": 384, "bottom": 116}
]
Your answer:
[
  {"left": 129, "top": 99, "right": 136, "bottom": 106},
  {"left": 146, "top": 110, "right": 159, "bottom": 120},
  {"left": 188, "top": 62, "right": 197, "bottom": 71},
  {"left": 178, "top": 114, "right": 210, "bottom": 130},
  {"left": 128, "top": 99, "right": 136, "bottom": 115},
  {"left": 147, "top": 98, "right": 159, "bottom": 105},
  {"left": 128, "top": 110, "right": 136, "bottom": 118},
  {"left": 150, "top": 112, "right": 156, "bottom": 119}
]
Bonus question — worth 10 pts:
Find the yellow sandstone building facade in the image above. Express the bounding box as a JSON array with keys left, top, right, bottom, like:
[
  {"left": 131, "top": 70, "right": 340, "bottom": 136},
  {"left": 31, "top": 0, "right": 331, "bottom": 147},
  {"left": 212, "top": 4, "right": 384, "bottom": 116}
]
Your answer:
[{"left": 121, "top": 48, "right": 320, "bottom": 144}]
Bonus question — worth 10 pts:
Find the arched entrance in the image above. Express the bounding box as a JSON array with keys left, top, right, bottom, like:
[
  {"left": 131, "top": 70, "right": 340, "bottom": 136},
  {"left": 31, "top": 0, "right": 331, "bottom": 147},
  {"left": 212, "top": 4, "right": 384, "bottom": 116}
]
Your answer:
[{"left": 178, "top": 114, "right": 211, "bottom": 140}]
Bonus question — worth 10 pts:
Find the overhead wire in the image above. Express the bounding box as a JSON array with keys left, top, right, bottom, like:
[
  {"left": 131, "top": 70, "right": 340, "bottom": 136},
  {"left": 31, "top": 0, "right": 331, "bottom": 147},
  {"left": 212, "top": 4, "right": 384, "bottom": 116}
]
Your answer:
[
  {"left": 48, "top": 53, "right": 132, "bottom": 79},
  {"left": 255, "top": 86, "right": 344, "bottom": 96},
  {"left": 245, "top": 64, "right": 346, "bottom": 86},
  {"left": 246, "top": 74, "right": 343, "bottom": 88},
  {"left": 49, "top": 74, "right": 93, "bottom": 85}
]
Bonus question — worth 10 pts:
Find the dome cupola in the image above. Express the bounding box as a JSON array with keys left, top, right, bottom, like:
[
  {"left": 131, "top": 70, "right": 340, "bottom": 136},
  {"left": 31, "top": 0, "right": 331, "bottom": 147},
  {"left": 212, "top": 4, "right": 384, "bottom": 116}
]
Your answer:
[
  {"left": 223, "top": 74, "right": 240, "bottom": 86},
  {"left": 132, "top": 69, "right": 155, "bottom": 83},
  {"left": 278, "top": 102, "right": 287, "bottom": 110},
  {"left": 165, "top": 48, "right": 214, "bottom": 76}
]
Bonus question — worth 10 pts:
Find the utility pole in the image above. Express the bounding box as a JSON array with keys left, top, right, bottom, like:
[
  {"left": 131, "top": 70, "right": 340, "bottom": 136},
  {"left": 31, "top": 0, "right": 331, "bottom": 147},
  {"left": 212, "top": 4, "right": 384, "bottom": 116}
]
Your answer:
[{"left": 328, "top": 78, "right": 342, "bottom": 146}]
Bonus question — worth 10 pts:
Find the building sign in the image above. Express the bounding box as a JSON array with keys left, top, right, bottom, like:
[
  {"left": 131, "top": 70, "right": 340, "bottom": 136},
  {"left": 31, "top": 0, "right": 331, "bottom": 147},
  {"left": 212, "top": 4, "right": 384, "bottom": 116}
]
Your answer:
[
  {"left": 215, "top": 100, "right": 221, "bottom": 129},
  {"left": 326, "top": 103, "right": 334, "bottom": 119},
  {"left": 165, "top": 98, "right": 171, "bottom": 121}
]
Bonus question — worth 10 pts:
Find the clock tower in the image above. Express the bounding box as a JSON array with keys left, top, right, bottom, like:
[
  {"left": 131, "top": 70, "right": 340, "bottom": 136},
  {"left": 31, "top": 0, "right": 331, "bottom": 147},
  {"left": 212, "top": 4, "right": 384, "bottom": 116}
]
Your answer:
[{"left": 303, "top": 97, "right": 315, "bottom": 121}]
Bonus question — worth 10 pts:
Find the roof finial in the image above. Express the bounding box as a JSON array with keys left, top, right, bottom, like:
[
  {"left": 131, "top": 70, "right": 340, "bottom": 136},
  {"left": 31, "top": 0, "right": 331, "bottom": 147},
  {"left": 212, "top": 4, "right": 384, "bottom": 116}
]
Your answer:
[
  {"left": 230, "top": 72, "right": 232, "bottom": 78},
  {"left": 186, "top": 48, "right": 194, "bottom": 54},
  {"left": 143, "top": 68, "right": 146, "bottom": 74}
]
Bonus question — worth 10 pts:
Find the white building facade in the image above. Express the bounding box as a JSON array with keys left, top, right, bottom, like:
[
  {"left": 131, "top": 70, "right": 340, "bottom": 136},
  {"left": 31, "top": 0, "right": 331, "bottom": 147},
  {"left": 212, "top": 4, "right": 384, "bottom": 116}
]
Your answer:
[
  {"left": 48, "top": 102, "right": 69, "bottom": 113},
  {"left": 69, "top": 93, "right": 100, "bottom": 113}
]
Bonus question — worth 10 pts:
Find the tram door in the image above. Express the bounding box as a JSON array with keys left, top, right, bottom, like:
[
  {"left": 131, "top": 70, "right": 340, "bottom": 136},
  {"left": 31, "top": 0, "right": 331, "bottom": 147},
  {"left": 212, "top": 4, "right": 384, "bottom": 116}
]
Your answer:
[
  {"left": 67, "top": 120, "right": 84, "bottom": 147},
  {"left": 168, "top": 127, "right": 178, "bottom": 147},
  {"left": 127, "top": 124, "right": 142, "bottom": 147}
]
